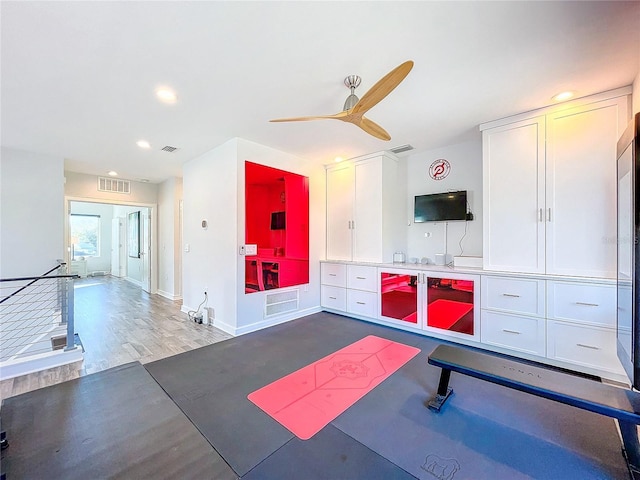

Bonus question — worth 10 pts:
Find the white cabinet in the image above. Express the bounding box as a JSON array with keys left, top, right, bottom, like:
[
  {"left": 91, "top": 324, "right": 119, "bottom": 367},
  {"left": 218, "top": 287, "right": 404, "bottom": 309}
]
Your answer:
[
  {"left": 320, "top": 262, "right": 377, "bottom": 316},
  {"left": 326, "top": 152, "right": 403, "bottom": 263},
  {"left": 480, "top": 276, "right": 546, "bottom": 356},
  {"left": 481, "top": 91, "right": 629, "bottom": 277}
]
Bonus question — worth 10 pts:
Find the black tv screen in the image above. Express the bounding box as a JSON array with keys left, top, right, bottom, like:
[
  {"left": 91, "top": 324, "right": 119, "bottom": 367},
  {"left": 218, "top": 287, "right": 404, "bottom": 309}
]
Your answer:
[
  {"left": 414, "top": 191, "right": 467, "bottom": 222},
  {"left": 270, "top": 211, "right": 285, "bottom": 230}
]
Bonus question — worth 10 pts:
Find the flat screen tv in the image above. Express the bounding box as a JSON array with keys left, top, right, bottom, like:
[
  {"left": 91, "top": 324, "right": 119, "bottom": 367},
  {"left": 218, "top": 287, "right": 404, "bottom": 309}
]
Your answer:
[
  {"left": 270, "top": 211, "right": 285, "bottom": 230},
  {"left": 617, "top": 112, "right": 640, "bottom": 389},
  {"left": 414, "top": 190, "right": 467, "bottom": 223}
]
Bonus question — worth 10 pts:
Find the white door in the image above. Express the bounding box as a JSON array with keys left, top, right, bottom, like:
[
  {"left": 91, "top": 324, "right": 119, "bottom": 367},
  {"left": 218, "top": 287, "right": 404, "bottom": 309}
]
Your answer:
[
  {"left": 111, "top": 217, "right": 123, "bottom": 277},
  {"left": 353, "top": 159, "right": 382, "bottom": 262},
  {"left": 326, "top": 163, "right": 354, "bottom": 261},
  {"left": 482, "top": 116, "right": 546, "bottom": 273},
  {"left": 140, "top": 209, "right": 151, "bottom": 293},
  {"left": 545, "top": 96, "right": 627, "bottom": 278}
]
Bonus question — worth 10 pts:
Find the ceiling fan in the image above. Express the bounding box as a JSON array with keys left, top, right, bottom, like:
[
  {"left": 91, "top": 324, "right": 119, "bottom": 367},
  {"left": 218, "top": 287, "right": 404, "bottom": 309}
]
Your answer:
[{"left": 270, "top": 60, "right": 414, "bottom": 141}]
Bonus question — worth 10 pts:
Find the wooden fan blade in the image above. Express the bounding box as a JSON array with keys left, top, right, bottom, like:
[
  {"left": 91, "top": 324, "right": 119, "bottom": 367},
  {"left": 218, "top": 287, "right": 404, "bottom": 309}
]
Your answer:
[
  {"left": 351, "top": 60, "right": 413, "bottom": 115},
  {"left": 270, "top": 112, "right": 347, "bottom": 123},
  {"left": 358, "top": 116, "right": 391, "bottom": 141}
]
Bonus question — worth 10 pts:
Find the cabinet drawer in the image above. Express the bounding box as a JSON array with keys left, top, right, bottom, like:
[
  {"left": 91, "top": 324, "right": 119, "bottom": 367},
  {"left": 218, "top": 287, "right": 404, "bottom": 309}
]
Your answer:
[
  {"left": 347, "top": 265, "right": 377, "bottom": 292},
  {"left": 347, "top": 290, "right": 377, "bottom": 318},
  {"left": 547, "top": 321, "right": 623, "bottom": 374},
  {"left": 321, "top": 285, "right": 347, "bottom": 311},
  {"left": 321, "top": 263, "right": 347, "bottom": 287},
  {"left": 547, "top": 281, "right": 615, "bottom": 327},
  {"left": 481, "top": 310, "right": 545, "bottom": 356},
  {"left": 481, "top": 276, "right": 544, "bottom": 316}
]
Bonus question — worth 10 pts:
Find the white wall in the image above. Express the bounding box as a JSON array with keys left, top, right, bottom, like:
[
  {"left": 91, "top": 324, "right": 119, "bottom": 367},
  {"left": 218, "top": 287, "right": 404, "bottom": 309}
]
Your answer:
[
  {"left": 182, "top": 138, "right": 324, "bottom": 336},
  {"left": 182, "top": 139, "right": 239, "bottom": 331},
  {"left": 65, "top": 171, "right": 158, "bottom": 204},
  {"left": 405, "top": 139, "right": 483, "bottom": 262},
  {"left": 158, "top": 177, "right": 182, "bottom": 300},
  {"left": 69, "top": 201, "right": 114, "bottom": 274},
  {"left": 0, "top": 147, "right": 65, "bottom": 277},
  {"left": 633, "top": 49, "right": 640, "bottom": 115}
]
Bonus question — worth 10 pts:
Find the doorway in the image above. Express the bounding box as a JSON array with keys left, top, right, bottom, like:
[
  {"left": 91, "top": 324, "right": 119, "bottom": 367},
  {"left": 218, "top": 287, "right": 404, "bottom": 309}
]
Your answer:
[{"left": 65, "top": 197, "right": 156, "bottom": 293}]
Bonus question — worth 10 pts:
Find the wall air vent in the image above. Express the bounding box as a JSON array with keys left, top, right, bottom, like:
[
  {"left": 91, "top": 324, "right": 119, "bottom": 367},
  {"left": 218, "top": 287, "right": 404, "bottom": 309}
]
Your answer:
[
  {"left": 98, "top": 177, "right": 131, "bottom": 194},
  {"left": 389, "top": 144, "right": 414, "bottom": 154},
  {"left": 264, "top": 289, "right": 299, "bottom": 318},
  {"left": 161, "top": 145, "right": 178, "bottom": 153}
]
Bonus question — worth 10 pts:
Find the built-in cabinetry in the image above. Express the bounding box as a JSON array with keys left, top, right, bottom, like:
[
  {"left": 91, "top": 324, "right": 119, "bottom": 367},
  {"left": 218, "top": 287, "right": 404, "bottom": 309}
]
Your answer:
[
  {"left": 322, "top": 261, "right": 624, "bottom": 381},
  {"left": 325, "top": 152, "right": 403, "bottom": 263},
  {"left": 481, "top": 89, "right": 630, "bottom": 277}
]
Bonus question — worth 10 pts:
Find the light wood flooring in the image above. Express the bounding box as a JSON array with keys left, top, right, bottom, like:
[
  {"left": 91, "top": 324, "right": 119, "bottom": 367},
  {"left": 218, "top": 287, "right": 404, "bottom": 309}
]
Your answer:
[{"left": 0, "top": 276, "right": 232, "bottom": 400}]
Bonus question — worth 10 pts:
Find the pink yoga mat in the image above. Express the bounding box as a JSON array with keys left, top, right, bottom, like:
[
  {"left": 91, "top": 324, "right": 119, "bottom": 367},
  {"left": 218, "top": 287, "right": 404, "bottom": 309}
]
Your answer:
[{"left": 247, "top": 335, "right": 420, "bottom": 440}]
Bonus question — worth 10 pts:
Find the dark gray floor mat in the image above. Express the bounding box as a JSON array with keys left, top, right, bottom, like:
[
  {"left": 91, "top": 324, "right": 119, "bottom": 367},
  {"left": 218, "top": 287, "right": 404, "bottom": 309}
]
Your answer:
[
  {"left": 143, "top": 312, "right": 388, "bottom": 476},
  {"left": 1, "top": 362, "right": 237, "bottom": 480},
  {"left": 243, "top": 424, "right": 417, "bottom": 479},
  {"left": 331, "top": 344, "right": 630, "bottom": 479}
]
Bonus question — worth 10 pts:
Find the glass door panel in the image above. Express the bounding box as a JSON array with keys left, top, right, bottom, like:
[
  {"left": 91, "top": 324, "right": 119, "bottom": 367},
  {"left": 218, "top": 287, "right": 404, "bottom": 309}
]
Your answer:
[
  {"left": 380, "top": 271, "right": 419, "bottom": 325},
  {"left": 426, "top": 276, "right": 475, "bottom": 336}
]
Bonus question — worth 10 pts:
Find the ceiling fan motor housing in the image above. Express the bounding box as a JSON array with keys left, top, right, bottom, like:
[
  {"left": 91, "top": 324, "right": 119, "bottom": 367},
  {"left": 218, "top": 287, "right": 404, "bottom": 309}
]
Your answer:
[{"left": 343, "top": 75, "right": 361, "bottom": 110}]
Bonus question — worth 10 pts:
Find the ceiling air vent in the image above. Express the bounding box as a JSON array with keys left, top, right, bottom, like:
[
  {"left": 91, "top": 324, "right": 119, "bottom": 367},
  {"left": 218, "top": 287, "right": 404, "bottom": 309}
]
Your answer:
[
  {"left": 98, "top": 177, "right": 131, "bottom": 194},
  {"left": 389, "top": 144, "right": 414, "bottom": 155},
  {"left": 161, "top": 145, "right": 178, "bottom": 153}
]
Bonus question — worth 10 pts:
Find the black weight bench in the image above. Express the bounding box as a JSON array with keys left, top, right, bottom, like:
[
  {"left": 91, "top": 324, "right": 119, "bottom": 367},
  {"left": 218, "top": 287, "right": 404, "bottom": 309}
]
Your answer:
[{"left": 427, "top": 344, "right": 640, "bottom": 478}]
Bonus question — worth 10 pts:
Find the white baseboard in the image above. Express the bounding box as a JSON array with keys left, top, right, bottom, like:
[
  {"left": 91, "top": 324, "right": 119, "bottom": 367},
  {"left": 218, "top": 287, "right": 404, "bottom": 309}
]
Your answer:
[
  {"left": 124, "top": 277, "right": 143, "bottom": 287},
  {"left": 157, "top": 289, "right": 182, "bottom": 301},
  {"left": 231, "top": 306, "right": 322, "bottom": 336},
  {"left": 0, "top": 348, "right": 84, "bottom": 381}
]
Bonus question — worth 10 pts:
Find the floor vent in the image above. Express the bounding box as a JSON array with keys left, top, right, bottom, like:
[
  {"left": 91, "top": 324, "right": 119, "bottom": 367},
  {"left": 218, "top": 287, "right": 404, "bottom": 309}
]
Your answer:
[
  {"left": 265, "top": 289, "right": 298, "bottom": 318},
  {"left": 98, "top": 177, "right": 131, "bottom": 194},
  {"left": 51, "top": 335, "right": 67, "bottom": 351}
]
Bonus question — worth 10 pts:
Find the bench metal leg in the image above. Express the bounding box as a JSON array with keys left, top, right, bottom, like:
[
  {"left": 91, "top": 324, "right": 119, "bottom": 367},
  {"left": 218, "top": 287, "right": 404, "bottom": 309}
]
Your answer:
[
  {"left": 428, "top": 368, "right": 453, "bottom": 411},
  {"left": 619, "top": 420, "right": 640, "bottom": 479}
]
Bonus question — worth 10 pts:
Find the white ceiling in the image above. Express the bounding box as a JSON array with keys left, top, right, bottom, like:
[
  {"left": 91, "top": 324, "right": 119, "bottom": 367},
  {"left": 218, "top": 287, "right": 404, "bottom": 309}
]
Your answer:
[{"left": 2, "top": 1, "right": 639, "bottom": 184}]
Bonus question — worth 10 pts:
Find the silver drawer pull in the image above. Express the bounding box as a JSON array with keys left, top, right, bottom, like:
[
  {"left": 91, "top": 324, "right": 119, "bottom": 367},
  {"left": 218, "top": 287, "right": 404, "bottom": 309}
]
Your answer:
[
  {"left": 502, "top": 293, "right": 520, "bottom": 298},
  {"left": 502, "top": 329, "right": 521, "bottom": 335},
  {"left": 577, "top": 343, "right": 599, "bottom": 350},
  {"left": 575, "top": 302, "right": 599, "bottom": 307},
  {"left": 329, "top": 296, "right": 337, "bottom": 300},
  {"left": 329, "top": 273, "right": 337, "bottom": 276},
  {"left": 356, "top": 301, "right": 366, "bottom": 305},
  {"left": 356, "top": 276, "right": 366, "bottom": 280}
]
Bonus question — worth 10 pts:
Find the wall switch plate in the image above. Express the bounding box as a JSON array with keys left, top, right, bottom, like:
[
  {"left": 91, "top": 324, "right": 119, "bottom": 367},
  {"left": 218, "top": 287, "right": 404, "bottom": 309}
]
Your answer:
[{"left": 245, "top": 244, "right": 257, "bottom": 256}]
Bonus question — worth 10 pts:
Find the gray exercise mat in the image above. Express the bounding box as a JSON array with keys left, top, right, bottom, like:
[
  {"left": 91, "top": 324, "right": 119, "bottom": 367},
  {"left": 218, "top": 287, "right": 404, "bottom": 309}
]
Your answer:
[
  {"left": 1, "top": 362, "right": 236, "bottom": 479},
  {"left": 144, "top": 312, "right": 388, "bottom": 476},
  {"left": 332, "top": 343, "right": 630, "bottom": 479},
  {"left": 244, "top": 424, "right": 417, "bottom": 479}
]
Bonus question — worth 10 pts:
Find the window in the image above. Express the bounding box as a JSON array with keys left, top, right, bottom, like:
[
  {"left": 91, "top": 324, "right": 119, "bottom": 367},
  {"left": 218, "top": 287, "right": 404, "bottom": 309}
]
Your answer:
[{"left": 70, "top": 214, "right": 100, "bottom": 259}]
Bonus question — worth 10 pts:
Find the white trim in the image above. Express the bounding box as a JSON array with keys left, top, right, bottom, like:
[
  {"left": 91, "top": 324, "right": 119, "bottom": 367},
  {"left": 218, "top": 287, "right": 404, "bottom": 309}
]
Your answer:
[
  {"left": 124, "top": 276, "right": 143, "bottom": 287},
  {"left": 479, "top": 86, "right": 632, "bottom": 131},
  {"left": 229, "top": 306, "right": 322, "bottom": 336},
  {"left": 0, "top": 348, "right": 84, "bottom": 381},
  {"left": 157, "top": 289, "right": 182, "bottom": 301}
]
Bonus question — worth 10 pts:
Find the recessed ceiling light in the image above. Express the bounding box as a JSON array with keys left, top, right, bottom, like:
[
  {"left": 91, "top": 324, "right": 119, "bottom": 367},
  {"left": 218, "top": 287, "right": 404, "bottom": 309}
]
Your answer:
[
  {"left": 552, "top": 91, "right": 574, "bottom": 102},
  {"left": 156, "top": 87, "right": 177, "bottom": 104},
  {"left": 136, "top": 140, "right": 151, "bottom": 149},
  {"left": 107, "top": 171, "right": 118, "bottom": 177},
  {"left": 334, "top": 156, "right": 344, "bottom": 163}
]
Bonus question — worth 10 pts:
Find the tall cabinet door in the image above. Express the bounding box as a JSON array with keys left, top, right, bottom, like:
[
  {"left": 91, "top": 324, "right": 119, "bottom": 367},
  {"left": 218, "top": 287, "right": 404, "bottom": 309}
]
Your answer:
[
  {"left": 353, "top": 159, "right": 383, "bottom": 262},
  {"left": 326, "top": 163, "right": 354, "bottom": 261},
  {"left": 545, "top": 96, "right": 628, "bottom": 278},
  {"left": 482, "top": 116, "right": 546, "bottom": 273}
]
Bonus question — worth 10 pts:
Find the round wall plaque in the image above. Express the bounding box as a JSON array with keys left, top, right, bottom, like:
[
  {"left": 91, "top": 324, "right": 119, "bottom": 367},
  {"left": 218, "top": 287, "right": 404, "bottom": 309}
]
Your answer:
[{"left": 429, "top": 158, "right": 451, "bottom": 181}]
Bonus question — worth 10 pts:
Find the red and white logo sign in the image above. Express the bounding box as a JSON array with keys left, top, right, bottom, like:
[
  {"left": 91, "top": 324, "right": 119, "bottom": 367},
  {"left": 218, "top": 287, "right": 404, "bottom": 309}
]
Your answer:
[{"left": 429, "top": 158, "right": 450, "bottom": 181}]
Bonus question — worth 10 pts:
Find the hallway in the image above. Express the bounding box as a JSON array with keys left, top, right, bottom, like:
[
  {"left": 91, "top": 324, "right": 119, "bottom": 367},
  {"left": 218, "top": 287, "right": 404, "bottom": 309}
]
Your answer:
[{"left": 0, "top": 276, "right": 231, "bottom": 399}]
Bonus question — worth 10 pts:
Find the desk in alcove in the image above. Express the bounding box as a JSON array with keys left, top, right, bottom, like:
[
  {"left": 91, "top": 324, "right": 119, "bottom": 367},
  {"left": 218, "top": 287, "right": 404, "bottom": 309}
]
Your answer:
[{"left": 245, "top": 256, "right": 309, "bottom": 292}]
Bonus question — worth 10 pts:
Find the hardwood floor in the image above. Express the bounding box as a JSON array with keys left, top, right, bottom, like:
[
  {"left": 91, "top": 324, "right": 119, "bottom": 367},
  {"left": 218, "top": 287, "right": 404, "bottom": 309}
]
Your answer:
[{"left": 0, "top": 276, "right": 232, "bottom": 400}]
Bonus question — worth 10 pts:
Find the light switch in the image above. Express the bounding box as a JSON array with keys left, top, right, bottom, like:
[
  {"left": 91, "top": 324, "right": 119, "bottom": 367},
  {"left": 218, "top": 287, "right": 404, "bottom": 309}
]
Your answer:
[
  {"left": 184, "top": 243, "right": 190, "bottom": 252},
  {"left": 245, "top": 244, "right": 257, "bottom": 256}
]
